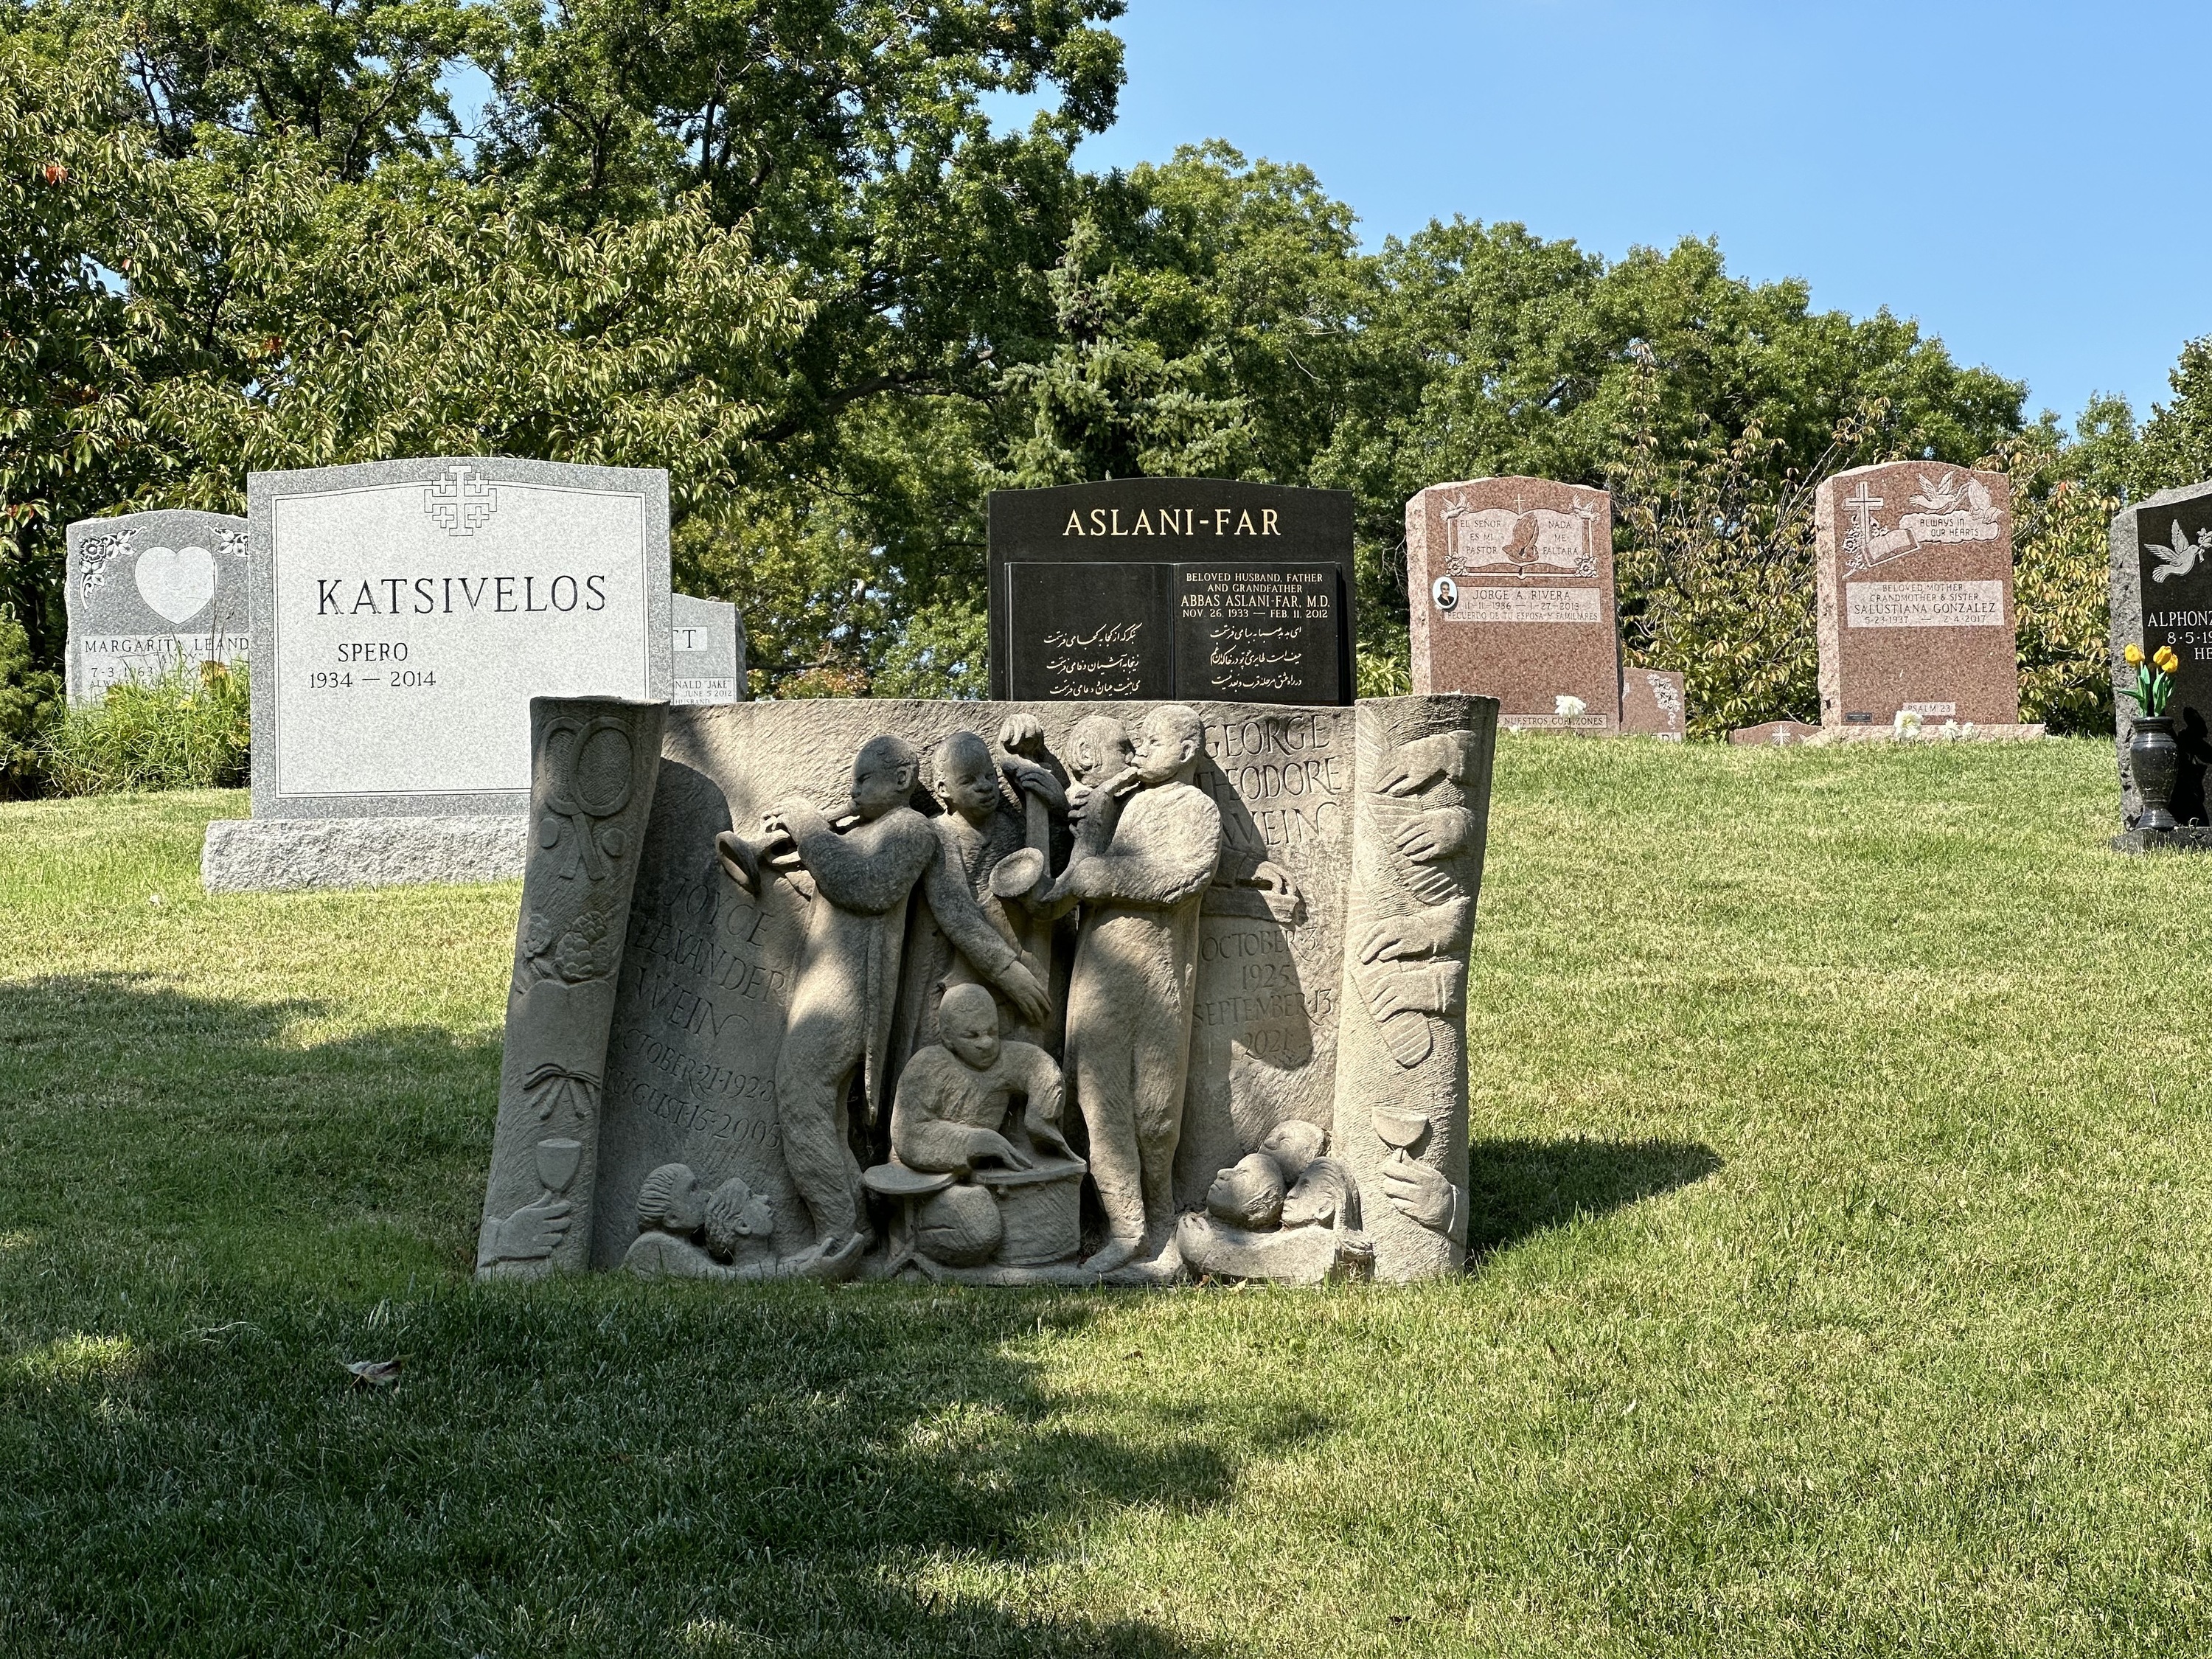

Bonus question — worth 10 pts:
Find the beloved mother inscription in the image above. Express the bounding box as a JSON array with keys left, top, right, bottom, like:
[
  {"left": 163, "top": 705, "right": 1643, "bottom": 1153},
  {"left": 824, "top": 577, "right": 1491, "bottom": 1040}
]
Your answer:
[
  {"left": 478, "top": 692, "right": 1497, "bottom": 1287},
  {"left": 990, "top": 481, "right": 1354, "bottom": 705}
]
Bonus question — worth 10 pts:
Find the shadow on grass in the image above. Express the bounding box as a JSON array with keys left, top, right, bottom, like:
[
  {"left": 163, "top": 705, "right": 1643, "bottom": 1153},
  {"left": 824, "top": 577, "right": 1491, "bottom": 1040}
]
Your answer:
[
  {"left": 0, "top": 975, "right": 1289, "bottom": 1658},
  {"left": 1465, "top": 1135, "right": 1722, "bottom": 1259}
]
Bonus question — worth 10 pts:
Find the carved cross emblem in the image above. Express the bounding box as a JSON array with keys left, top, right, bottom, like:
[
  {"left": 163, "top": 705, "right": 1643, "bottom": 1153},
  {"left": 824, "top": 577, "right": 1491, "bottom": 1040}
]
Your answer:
[
  {"left": 1840, "top": 480, "right": 1883, "bottom": 570},
  {"left": 424, "top": 464, "right": 498, "bottom": 536}
]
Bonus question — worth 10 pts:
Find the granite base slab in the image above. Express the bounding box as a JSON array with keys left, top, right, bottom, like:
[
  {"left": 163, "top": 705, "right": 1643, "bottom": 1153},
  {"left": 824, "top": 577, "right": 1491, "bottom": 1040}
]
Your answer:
[
  {"left": 202, "top": 815, "right": 528, "bottom": 892},
  {"left": 2110, "top": 827, "right": 2212, "bottom": 856},
  {"left": 1728, "top": 722, "right": 2046, "bottom": 747}
]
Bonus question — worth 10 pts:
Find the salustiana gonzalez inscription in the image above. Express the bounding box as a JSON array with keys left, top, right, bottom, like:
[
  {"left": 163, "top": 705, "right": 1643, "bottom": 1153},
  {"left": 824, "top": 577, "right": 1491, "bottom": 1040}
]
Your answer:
[{"left": 250, "top": 457, "right": 672, "bottom": 818}]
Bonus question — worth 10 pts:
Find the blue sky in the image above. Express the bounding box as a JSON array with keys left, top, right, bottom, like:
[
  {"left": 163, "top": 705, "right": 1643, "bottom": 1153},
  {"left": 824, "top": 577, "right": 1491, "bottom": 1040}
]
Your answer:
[{"left": 1048, "top": 0, "right": 2206, "bottom": 426}]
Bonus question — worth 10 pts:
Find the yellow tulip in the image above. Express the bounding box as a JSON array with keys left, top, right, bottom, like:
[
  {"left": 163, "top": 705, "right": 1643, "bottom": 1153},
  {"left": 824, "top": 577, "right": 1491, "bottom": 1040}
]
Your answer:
[
  {"left": 2157, "top": 647, "right": 2181, "bottom": 673},
  {"left": 2126, "top": 643, "right": 2145, "bottom": 666}
]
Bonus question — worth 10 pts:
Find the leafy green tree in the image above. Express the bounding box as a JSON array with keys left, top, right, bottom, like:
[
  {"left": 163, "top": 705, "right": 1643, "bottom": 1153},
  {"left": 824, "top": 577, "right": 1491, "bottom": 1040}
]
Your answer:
[
  {"left": 1318, "top": 224, "right": 2026, "bottom": 652},
  {"left": 997, "top": 142, "right": 1363, "bottom": 487},
  {"left": 2, "top": 21, "right": 807, "bottom": 684}
]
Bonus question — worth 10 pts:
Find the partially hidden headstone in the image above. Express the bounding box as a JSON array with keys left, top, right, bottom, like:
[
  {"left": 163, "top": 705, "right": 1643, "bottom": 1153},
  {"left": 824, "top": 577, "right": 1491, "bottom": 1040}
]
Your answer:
[
  {"left": 64, "top": 510, "right": 249, "bottom": 702},
  {"left": 1727, "top": 720, "right": 1823, "bottom": 747},
  {"left": 990, "top": 481, "right": 1355, "bottom": 706},
  {"left": 1619, "top": 669, "right": 1686, "bottom": 740},
  {"left": 1407, "top": 478, "right": 1620, "bottom": 731},
  {"left": 2111, "top": 480, "right": 2212, "bottom": 832},
  {"left": 672, "top": 594, "right": 745, "bottom": 705},
  {"left": 201, "top": 458, "right": 672, "bottom": 892},
  {"left": 1814, "top": 462, "right": 2020, "bottom": 728},
  {"left": 476, "top": 691, "right": 1496, "bottom": 1287}
]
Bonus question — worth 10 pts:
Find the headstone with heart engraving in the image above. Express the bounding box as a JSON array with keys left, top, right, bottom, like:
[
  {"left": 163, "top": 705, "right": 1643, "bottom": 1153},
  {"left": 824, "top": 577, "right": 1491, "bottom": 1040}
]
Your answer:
[{"left": 64, "top": 510, "right": 251, "bottom": 702}]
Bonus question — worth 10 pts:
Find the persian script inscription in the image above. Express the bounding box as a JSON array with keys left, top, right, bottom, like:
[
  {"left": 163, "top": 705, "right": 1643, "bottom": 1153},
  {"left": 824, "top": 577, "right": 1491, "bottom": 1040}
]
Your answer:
[{"left": 1175, "top": 567, "right": 1339, "bottom": 701}]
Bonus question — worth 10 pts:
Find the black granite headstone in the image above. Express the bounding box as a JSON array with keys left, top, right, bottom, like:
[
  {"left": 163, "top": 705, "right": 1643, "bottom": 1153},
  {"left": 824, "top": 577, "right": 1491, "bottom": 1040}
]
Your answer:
[
  {"left": 989, "top": 480, "right": 1355, "bottom": 702},
  {"left": 1172, "top": 564, "right": 1341, "bottom": 705},
  {"left": 2135, "top": 492, "right": 2212, "bottom": 824},
  {"left": 1004, "top": 562, "right": 1174, "bottom": 699}
]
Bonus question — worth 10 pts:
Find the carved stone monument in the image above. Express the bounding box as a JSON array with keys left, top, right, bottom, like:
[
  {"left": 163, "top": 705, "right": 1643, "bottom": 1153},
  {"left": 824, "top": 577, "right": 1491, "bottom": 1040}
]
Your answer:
[
  {"left": 1814, "top": 462, "right": 2020, "bottom": 728},
  {"left": 990, "top": 481, "right": 1355, "bottom": 706},
  {"left": 672, "top": 593, "right": 745, "bottom": 705},
  {"left": 2111, "top": 480, "right": 2212, "bottom": 830},
  {"left": 63, "top": 509, "right": 249, "bottom": 702},
  {"left": 201, "top": 458, "right": 673, "bottom": 892},
  {"left": 1407, "top": 478, "right": 1619, "bottom": 731},
  {"left": 476, "top": 691, "right": 1498, "bottom": 1286},
  {"left": 1619, "top": 669, "right": 1687, "bottom": 740}
]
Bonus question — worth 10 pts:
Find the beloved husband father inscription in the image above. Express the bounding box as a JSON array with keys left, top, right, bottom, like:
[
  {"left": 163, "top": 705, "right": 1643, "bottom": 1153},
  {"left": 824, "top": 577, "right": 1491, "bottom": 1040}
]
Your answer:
[{"left": 477, "top": 691, "right": 1495, "bottom": 1287}]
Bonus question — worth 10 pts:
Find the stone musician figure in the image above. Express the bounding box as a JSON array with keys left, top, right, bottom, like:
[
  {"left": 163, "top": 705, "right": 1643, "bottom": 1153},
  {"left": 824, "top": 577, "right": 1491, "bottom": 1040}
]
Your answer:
[
  {"left": 717, "top": 734, "right": 1050, "bottom": 1280},
  {"left": 1048, "top": 704, "right": 1223, "bottom": 1274}
]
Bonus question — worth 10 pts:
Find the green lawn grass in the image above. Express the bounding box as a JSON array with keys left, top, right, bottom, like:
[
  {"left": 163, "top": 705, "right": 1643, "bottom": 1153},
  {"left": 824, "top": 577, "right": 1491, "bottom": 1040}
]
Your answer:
[{"left": 4, "top": 740, "right": 2211, "bottom": 1658}]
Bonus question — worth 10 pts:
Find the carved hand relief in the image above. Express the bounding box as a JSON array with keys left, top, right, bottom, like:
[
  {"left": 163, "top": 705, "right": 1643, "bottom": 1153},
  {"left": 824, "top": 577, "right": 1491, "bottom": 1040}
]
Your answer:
[
  {"left": 482, "top": 693, "right": 1492, "bottom": 1287},
  {"left": 1840, "top": 471, "right": 2003, "bottom": 578},
  {"left": 1442, "top": 499, "right": 1601, "bottom": 582}
]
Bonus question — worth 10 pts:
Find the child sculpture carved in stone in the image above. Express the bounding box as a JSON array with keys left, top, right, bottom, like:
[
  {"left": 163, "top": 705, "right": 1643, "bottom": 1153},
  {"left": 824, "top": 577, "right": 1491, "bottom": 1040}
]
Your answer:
[{"left": 890, "top": 983, "right": 1071, "bottom": 1177}]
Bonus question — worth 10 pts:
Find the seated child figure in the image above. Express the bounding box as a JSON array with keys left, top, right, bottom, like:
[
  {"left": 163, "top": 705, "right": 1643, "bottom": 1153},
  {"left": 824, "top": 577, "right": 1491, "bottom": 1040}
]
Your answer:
[{"left": 891, "top": 983, "right": 1073, "bottom": 1177}]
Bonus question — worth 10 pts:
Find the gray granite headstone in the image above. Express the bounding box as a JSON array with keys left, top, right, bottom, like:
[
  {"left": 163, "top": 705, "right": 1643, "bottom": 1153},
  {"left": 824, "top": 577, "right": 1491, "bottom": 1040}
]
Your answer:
[
  {"left": 63, "top": 510, "right": 248, "bottom": 702},
  {"left": 2112, "top": 479, "right": 2212, "bottom": 828},
  {"left": 203, "top": 457, "right": 672, "bottom": 891},
  {"left": 672, "top": 593, "right": 745, "bottom": 704}
]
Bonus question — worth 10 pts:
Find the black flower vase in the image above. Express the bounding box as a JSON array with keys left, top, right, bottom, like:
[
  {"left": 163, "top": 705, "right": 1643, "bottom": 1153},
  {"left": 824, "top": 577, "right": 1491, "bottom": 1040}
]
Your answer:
[{"left": 2132, "top": 714, "right": 2180, "bottom": 833}]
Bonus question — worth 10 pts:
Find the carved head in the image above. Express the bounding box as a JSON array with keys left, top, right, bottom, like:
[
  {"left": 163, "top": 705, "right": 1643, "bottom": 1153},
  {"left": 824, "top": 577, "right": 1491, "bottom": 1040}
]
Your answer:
[
  {"left": 1066, "top": 714, "right": 1134, "bottom": 784},
  {"left": 1259, "top": 1120, "right": 1327, "bottom": 1183},
  {"left": 1206, "top": 1152, "right": 1286, "bottom": 1231},
  {"left": 703, "top": 1176, "right": 774, "bottom": 1260},
  {"left": 636, "top": 1162, "right": 706, "bottom": 1235},
  {"left": 1134, "top": 704, "right": 1204, "bottom": 786},
  {"left": 938, "top": 981, "right": 1001, "bottom": 1071},
  {"left": 931, "top": 731, "right": 1001, "bottom": 825},
  {"left": 850, "top": 734, "right": 920, "bottom": 820}
]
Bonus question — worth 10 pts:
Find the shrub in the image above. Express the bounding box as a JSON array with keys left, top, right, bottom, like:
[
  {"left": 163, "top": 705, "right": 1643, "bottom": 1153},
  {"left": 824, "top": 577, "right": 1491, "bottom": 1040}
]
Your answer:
[
  {"left": 0, "top": 611, "right": 61, "bottom": 798},
  {"left": 41, "top": 659, "right": 250, "bottom": 793}
]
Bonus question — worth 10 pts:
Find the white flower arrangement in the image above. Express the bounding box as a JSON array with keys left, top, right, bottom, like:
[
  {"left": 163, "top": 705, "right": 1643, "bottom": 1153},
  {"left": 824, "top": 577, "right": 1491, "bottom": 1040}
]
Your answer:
[{"left": 1555, "top": 695, "right": 1587, "bottom": 720}]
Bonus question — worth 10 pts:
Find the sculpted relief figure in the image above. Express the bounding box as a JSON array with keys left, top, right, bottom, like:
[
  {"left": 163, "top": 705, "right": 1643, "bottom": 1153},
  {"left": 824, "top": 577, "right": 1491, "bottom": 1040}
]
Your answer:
[
  {"left": 1178, "top": 1121, "right": 1373, "bottom": 1283},
  {"left": 1340, "top": 717, "right": 1489, "bottom": 1276},
  {"left": 894, "top": 730, "right": 1066, "bottom": 1061},
  {"left": 891, "top": 983, "right": 1074, "bottom": 1178},
  {"left": 714, "top": 735, "right": 1051, "bottom": 1280},
  {"left": 622, "top": 1164, "right": 776, "bottom": 1279},
  {"left": 1048, "top": 704, "right": 1224, "bottom": 1276}
]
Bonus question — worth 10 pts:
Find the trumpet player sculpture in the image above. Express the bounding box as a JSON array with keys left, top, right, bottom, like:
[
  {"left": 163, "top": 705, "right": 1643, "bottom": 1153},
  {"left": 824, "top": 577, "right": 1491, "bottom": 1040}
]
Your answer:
[{"left": 476, "top": 690, "right": 1498, "bottom": 1285}]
